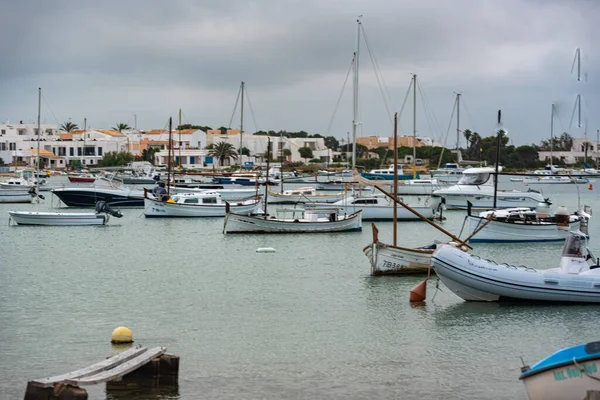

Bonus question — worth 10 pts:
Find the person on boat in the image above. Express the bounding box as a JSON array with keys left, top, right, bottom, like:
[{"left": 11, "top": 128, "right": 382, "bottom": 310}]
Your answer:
[{"left": 152, "top": 181, "right": 169, "bottom": 201}]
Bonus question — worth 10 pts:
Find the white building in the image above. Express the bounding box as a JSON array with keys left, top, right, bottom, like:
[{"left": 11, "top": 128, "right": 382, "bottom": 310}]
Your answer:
[{"left": 538, "top": 137, "right": 600, "bottom": 165}]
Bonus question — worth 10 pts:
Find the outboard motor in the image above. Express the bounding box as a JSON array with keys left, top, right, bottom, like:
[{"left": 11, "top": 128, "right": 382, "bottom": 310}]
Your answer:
[
  {"left": 28, "top": 187, "right": 45, "bottom": 200},
  {"left": 95, "top": 200, "right": 123, "bottom": 218},
  {"left": 152, "top": 181, "right": 169, "bottom": 201}
]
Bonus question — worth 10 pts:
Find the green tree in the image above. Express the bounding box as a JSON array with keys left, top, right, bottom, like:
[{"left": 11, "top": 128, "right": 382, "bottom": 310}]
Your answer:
[
  {"left": 0, "top": 157, "right": 4, "bottom": 165},
  {"left": 97, "top": 151, "right": 134, "bottom": 167},
  {"left": 324, "top": 136, "right": 339, "bottom": 149},
  {"left": 60, "top": 121, "right": 79, "bottom": 132},
  {"left": 177, "top": 124, "right": 212, "bottom": 131},
  {"left": 282, "top": 148, "right": 292, "bottom": 161},
  {"left": 112, "top": 123, "right": 131, "bottom": 132},
  {"left": 141, "top": 147, "right": 160, "bottom": 164},
  {"left": 298, "top": 147, "right": 313, "bottom": 162},
  {"left": 209, "top": 142, "right": 238, "bottom": 166},
  {"left": 240, "top": 147, "right": 250, "bottom": 156}
]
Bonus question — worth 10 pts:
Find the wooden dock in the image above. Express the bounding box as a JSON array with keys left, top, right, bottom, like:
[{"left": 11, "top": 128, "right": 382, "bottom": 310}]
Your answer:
[{"left": 24, "top": 346, "right": 179, "bottom": 400}]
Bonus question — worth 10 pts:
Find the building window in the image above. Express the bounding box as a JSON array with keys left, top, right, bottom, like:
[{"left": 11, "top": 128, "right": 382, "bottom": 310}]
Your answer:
[
  {"left": 98, "top": 147, "right": 102, "bottom": 156},
  {"left": 1, "top": 129, "right": 5, "bottom": 135},
  {"left": 9, "top": 142, "right": 16, "bottom": 150},
  {"left": 69, "top": 148, "right": 74, "bottom": 156},
  {"left": 77, "top": 148, "right": 82, "bottom": 156},
  {"left": 0, "top": 143, "right": 4, "bottom": 150},
  {"left": 18, "top": 130, "right": 26, "bottom": 135}
]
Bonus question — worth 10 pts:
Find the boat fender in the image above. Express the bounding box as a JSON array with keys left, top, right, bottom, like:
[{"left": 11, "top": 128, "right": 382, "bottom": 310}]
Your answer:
[
  {"left": 166, "top": 199, "right": 175, "bottom": 204},
  {"left": 256, "top": 247, "right": 276, "bottom": 253}
]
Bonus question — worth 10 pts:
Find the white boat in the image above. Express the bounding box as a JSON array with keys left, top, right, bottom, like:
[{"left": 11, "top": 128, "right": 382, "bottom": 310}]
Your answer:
[
  {"left": 325, "top": 193, "right": 440, "bottom": 221},
  {"left": 360, "top": 164, "right": 418, "bottom": 181},
  {"left": 8, "top": 201, "right": 123, "bottom": 226},
  {"left": 515, "top": 175, "right": 589, "bottom": 184},
  {"left": 223, "top": 207, "right": 362, "bottom": 234},
  {"left": 432, "top": 231, "right": 600, "bottom": 302},
  {"left": 0, "top": 188, "right": 33, "bottom": 203},
  {"left": 432, "top": 167, "right": 551, "bottom": 210},
  {"left": 396, "top": 179, "right": 445, "bottom": 195},
  {"left": 266, "top": 187, "right": 346, "bottom": 204},
  {"left": 466, "top": 205, "right": 588, "bottom": 243},
  {"left": 430, "top": 163, "right": 465, "bottom": 183},
  {"left": 169, "top": 186, "right": 258, "bottom": 201},
  {"left": 144, "top": 188, "right": 261, "bottom": 218},
  {"left": 519, "top": 341, "right": 600, "bottom": 400},
  {"left": 363, "top": 224, "right": 437, "bottom": 275}
]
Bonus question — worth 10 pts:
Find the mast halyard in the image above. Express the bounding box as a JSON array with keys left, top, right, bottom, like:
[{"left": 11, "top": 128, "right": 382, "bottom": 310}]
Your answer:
[
  {"left": 351, "top": 16, "right": 362, "bottom": 171},
  {"left": 412, "top": 74, "right": 417, "bottom": 179},
  {"left": 167, "top": 117, "right": 172, "bottom": 197},
  {"left": 36, "top": 87, "right": 41, "bottom": 201},
  {"left": 393, "top": 112, "right": 398, "bottom": 247},
  {"left": 178, "top": 108, "right": 182, "bottom": 169},
  {"left": 550, "top": 103, "right": 554, "bottom": 168},
  {"left": 456, "top": 92, "right": 461, "bottom": 157},
  {"left": 240, "top": 81, "right": 245, "bottom": 165}
]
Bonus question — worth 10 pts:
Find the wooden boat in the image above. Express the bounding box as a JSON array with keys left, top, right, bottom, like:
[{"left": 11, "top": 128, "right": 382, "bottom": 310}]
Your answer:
[
  {"left": 466, "top": 205, "right": 588, "bottom": 243},
  {"left": 266, "top": 187, "right": 346, "bottom": 204},
  {"left": 432, "top": 231, "right": 600, "bottom": 302},
  {"left": 144, "top": 185, "right": 261, "bottom": 218},
  {"left": 363, "top": 225, "right": 437, "bottom": 275},
  {"left": 223, "top": 206, "right": 362, "bottom": 234},
  {"left": 519, "top": 341, "right": 600, "bottom": 400},
  {"left": 169, "top": 185, "right": 258, "bottom": 201},
  {"left": 8, "top": 201, "right": 123, "bottom": 226}
]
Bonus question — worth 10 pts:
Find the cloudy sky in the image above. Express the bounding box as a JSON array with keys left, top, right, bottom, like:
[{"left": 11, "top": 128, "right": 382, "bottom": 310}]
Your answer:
[{"left": 1, "top": 0, "right": 597, "bottom": 147}]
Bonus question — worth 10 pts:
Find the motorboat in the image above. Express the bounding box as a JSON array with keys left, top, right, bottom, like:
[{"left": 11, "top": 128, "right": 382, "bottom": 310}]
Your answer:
[
  {"left": 144, "top": 185, "right": 261, "bottom": 218},
  {"left": 324, "top": 193, "right": 441, "bottom": 221},
  {"left": 519, "top": 341, "right": 600, "bottom": 400},
  {"left": 432, "top": 167, "right": 551, "bottom": 210},
  {"left": 212, "top": 176, "right": 258, "bottom": 186},
  {"left": 363, "top": 224, "right": 438, "bottom": 275},
  {"left": 169, "top": 185, "right": 258, "bottom": 201},
  {"left": 223, "top": 207, "right": 362, "bottom": 234},
  {"left": 361, "top": 164, "right": 418, "bottom": 181},
  {"left": 510, "top": 175, "right": 589, "bottom": 184},
  {"left": 266, "top": 187, "right": 346, "bottom": 204},
  {"left": 429, "top": 163, "right": 465, "bottom": 183},
  {"left": 8, "top": 201, "right": 123, "bottom": 226},
  {"left": 465, "top": 204, "right": 590, "bottom": 243},
  {"left": 432, "top": 231, "right": 600, "bottom": 302},
  {"left": 396, "top": 179, "right": 445, "bottom": 195},
  {"left": 67, "top": 173, "right": 96, "bottom": 183},
  {"left": 0, "top": 188, "right": 34, "bottom": 203},
  {"left": 51, "top": 181, "right": 145, "bottom": 208}
]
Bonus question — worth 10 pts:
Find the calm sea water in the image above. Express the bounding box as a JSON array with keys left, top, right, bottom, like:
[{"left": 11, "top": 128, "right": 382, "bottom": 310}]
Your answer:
[{"left": 1, "top": 177, "right": 600, "bottom": 399}]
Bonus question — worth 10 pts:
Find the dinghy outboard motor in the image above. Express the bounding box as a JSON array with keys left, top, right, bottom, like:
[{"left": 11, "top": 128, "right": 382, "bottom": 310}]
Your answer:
[
  {"left": 28, "top": 187, "right": 45, "bottom": 200},
  {"left": 152, "top": 181, "right": 169, "bottom": 201},
  {"left": 95, "top": 200, "right": 123, "bottom": 218}
]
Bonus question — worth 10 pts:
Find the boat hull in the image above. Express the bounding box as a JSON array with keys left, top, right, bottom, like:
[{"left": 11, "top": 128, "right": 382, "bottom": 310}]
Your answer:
[
  {"left": 169, "top": 187, "right": 258, "bottom": 201},
  {"left": 8, "top": 211, "right": 107, "bottom": 226},
  {"left": 223, "top": 211, "right": 362, "bottom": 233},
  {"left": 363, "top": 242, "right": 434, "bottom": 275},
  {"left": 52, "top": 188, "right": 144, "bottom": 208},
  {"left": 144, "top": 198, "right": 261, "bottom": 217},
  {"left": 467, "top": 216, "right": 581, "bottom": 242},
  {"left": 521, "top": 360, "right": 600, "bottom": 400},
  {"left": 360, "top": 172, "right": 419, "bottom": 181},
  {"left": 431, "top": 245, "right": 600, "bottom": 303},
  {"left": 67, "top": 176, "right": 96, "bottom": 183},
  {"left": 266, "top": 192, "right": 347, "bottom": 204},
  {"left": 0, "top": 190, "right": 32, "bottom": 203},
  {"left": 433, "top": 191, "right": 546, "bottom": 210}
]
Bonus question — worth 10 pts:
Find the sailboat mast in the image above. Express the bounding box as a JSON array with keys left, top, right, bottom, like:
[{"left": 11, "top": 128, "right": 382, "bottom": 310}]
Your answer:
[
  {"left": 393, "top": 112, "right": 398, "bottom": 247},
  {"left": 351, "top": 17, "right": 361, "bottom": 171},
  {"left": 167, "top": 117, "right": 172, "bottom": 197},
  {"left": 82, "top": 117, "right": 86, "bottom": 167},
  {"left": 493, "top": 110, "right": 501, "bottom": 210},
  {"left": 550, "top": 103, "right": 554, "bottom": 167},
  {"left": 240, "top": 81, "right": 245, "bottom": 163},
  {"left": 412, "top": 74, "right": 417, "bottom": 179},
  {"left": 36, "top": 87, "right": 41, "bottom": 194},
  {"left": 264, "top": 136, "right": 270, "bottom": 217},
  {"left": 456, "top": 93, "right": 461, "bottom": 153},
  {"left": 178, "top": 108, "right": 182, "bottom": 168},
  {"left": 597, "top": 129, "right": 599, "bottom": 170}
]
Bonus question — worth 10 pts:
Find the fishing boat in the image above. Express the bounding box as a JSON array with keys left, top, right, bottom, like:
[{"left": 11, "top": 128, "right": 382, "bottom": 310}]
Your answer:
[
  {"left": 432, "top": 167, "right": 551, "bottom": 210},
  {"left": 0, "top": 188, "right": 34, "bottom": 203},
  {"left": 326, "top": 193, "right": 440, "bottom": 221},
  {"left": 465, "top": 204, "right": 589, "bottom": 243},
  {"left": 212, "top": 176, "right": 258, "bottom": 186},
  {"left": 144, "top": 186, "right": 261, "bottom": 218},
  {"left": 266, "top": 187, "right": 346, "bottom": 204},
  {"left": 169, "top": 185, "right": 258, "bottom": 201},
  {"left": 430, "top": 163, "right": 465, "bottom": 183},
  {"left": 363, "top": 224, "right": 437, "bottom": 275},
  {"left": 519, "top": 341, "right": 600, "bottom": 400},
  {"left": 8, "top": 201, "right": 123, "bottom": 226},
  {"left": 432, "top": 231, "right": 600, "bottom": 302},
  {"left": 223, "top": 206, "right": 362, "bottom": 234}
]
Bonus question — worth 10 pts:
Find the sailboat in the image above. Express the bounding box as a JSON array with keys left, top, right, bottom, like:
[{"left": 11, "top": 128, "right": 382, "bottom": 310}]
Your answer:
[{"left": 430, "top": 93, "right": 466, "bottom": 183}]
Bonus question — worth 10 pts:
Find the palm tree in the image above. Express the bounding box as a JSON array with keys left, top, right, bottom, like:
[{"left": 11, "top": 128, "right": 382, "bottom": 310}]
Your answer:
[
  {"left": 60, "top": 121, "right": 79, "bottom": 132},
  {"left": 208, "top": 142, "right": 238, "bottom": 166},
  {"left": 141, "top": 148, "right": 160, "bottom": 164},
  {"left": 112, "top": 123, "right": 131, "bottom": 132}
]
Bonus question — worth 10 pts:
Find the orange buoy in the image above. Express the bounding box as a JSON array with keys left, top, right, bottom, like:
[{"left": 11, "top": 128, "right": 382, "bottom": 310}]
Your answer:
[
  {"left": 409, "top": 279, "right": 428, "bottom": 302},
  {"left": 589, "top": 183, "right": 593, "bottom": 190}
]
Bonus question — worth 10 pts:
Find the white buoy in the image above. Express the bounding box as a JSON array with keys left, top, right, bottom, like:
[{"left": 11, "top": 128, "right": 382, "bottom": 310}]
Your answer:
[{"left": 256, "top": 247, "right": 276, "bottom": 253}]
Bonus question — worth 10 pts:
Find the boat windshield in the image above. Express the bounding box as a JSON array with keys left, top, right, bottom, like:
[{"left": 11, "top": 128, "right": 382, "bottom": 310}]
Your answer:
[
  {"left": 562, "top": 234, "right": 585, "bottom": 258},
  {"left": 457, "top": 172, "right": 490, "bottom": 185}
]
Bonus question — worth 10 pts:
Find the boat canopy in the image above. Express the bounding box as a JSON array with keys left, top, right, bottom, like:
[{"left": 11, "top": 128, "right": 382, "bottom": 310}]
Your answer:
[
  {"left": 457, "top": 171, "right": 491, "bottom": 185},
  {"left": 562, "top": 233, "right": 586, "bottom": 258}
]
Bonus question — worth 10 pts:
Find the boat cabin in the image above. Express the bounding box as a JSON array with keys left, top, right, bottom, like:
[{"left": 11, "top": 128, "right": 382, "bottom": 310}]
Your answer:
[{"left": 169, "top": 191, "right": 221, "bottom": 205}]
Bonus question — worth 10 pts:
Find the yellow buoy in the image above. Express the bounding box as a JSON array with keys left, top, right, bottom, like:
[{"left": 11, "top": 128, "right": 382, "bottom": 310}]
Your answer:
[{"left": 111, "top": 326, "right": 133, "bottom": 344}]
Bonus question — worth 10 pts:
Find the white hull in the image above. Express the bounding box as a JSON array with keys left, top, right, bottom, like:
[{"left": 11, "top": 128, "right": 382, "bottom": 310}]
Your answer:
[
  {"left": 223, "top": 211, "right": 362, "bottom": 234},
  {"left": 432, "top": 245, "right": 600, "bottom": 302},
  {"left": 266, "top": 191, "right": 347, "bottom": 204},
  {"left": 169, "top": 186, "right": 258, "bottom": 201},
  {"left": 467, "top": 216, "right": 580, "bottom": 242},
  {"left": 0, "top": 190, "right": 31, "bottom": 203},
  {"left": 433, "top": 190, "right": 546, "bottom": 210},
  {"left": 522, "top": 361, "right": 600, "bottom": 400},
  {"left": 329, "top": 196, "right": 440, "bottom": 221},
  {"left": 8, "top": 211, "right": 108, "bottom": 226},
  {"left": 363, "top": 242, "right": 434, "bottom": 275},
  {"left": 144, "top": 197, "right": 260, "bottom": 217},
  {"left": 396, "top": 183, "right": 444, "bottom": 195}
]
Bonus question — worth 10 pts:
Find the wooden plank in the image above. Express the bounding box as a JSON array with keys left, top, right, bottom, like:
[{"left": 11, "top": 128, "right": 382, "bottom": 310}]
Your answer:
[
  {"left": 30, "top": 346, "right": 147, "bottom": 388},
  {"left": 66, "top": 347, "right": 166, "bottom": 386}
]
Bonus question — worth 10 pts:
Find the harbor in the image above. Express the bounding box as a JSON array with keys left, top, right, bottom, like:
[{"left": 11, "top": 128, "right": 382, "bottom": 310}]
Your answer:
[{"left": 1, "top": 174, "right": 600, "bottom": 399}]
